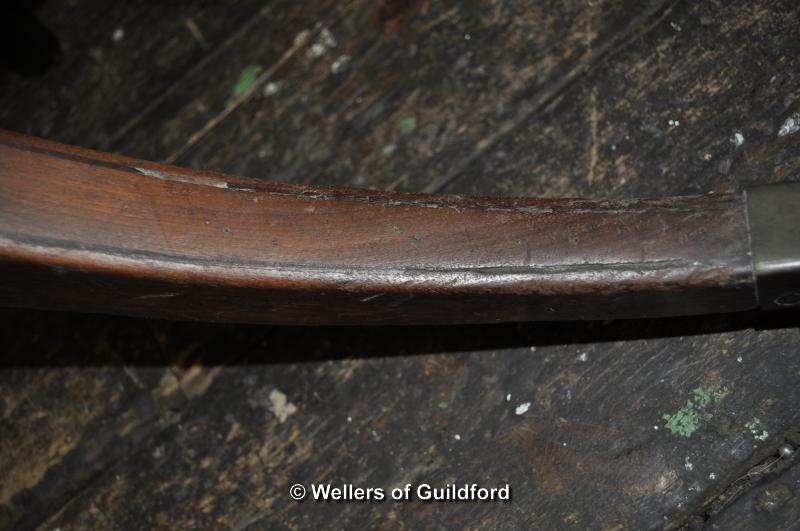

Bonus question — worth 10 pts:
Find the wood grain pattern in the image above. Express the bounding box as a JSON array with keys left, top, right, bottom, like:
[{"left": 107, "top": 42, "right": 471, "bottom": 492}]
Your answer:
[{"left": 0, "top": 131, "right": 755, "bottom": 324}]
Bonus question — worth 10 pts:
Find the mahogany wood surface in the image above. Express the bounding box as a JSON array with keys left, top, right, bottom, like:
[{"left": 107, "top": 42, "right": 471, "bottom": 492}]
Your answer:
[{"left": 0, "top": 130, "right": 755, "bottom": 324}]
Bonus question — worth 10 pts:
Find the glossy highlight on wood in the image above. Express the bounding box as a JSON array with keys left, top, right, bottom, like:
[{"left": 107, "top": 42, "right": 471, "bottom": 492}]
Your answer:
[{"left": 0, "top": 130, "right": 756, "bottom": 324}]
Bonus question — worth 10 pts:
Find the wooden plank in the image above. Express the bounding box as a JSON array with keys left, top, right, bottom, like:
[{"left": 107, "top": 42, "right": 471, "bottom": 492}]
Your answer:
[
  {"left": 444, "top": 0, "right": 800, "bottom": 198},
  {"left": 707, "top": 458, "right": 800, "bottom": 530},
  {"left": 166, "top": 0, "right": 674, "bottom": 188},
  {"left": 0, "top": 0, "right": 267, "bottom": 148},
  {"left": 103, "top": 0, "right": 347, "bottom": 162},
  {"left": 0, "top": 311, "right": 211, "bottom": 530},
  {"left": 23, "top": 314, "right": 800, "bottom": 529}
]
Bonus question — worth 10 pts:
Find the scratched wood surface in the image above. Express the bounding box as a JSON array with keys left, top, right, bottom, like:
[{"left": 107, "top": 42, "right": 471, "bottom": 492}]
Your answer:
[{"left": 1, "top": 0, "right": 799, "bottom": 529}]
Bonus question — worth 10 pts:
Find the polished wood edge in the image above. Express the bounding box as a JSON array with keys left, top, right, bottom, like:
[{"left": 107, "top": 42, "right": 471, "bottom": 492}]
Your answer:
[{"left": 0, "top": 130, "right": 757, "bottom": 324}]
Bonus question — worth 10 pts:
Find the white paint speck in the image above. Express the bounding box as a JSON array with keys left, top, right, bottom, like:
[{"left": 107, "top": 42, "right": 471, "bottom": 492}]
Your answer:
[
  {"left": 506, "top": 393, "right": 512, "bottom": 402},
  {"left": 382, "top": 143, "right": 398, "bottom": 156},
  {"left": 529, "top": 346, "right": 536, "bottom": 352},
  {"left": 454, "top": 434, "right": 461, "bottom": 441},
  {"left": 112, "top": 28, "right": 125, "bottom": 42},
  {"left": 562, "top": 442, "right": 567, "bottom": 447},
  {"left": 294, "top": 29, "right": 311, "bottom": 47},
  {"left": 464, "top": 33, "right": 471, "bottom": 41},
  {"left": 709, "top": 472, "right": 716, "bottom": 480},
  {"left": 670, "top": 22, "right": 682, "bottom": 32},
  {"left": 737, "top": 356, "right": 743, "bottom": 363},
  {"left": 307, "top": 43, "right": 326, "bottom": 59},
  {"left": 347, "top": 416, "right": 352, "bottom": 423},
  {"left": 515, "top": 402, "right": 531, "bottom": 415},
  {"left": 263, "top": 81, "right": 281, "bottom": 96},
  {"left": 668, "top": 119, "right": 680, "bottom": 127},
  {"left": 331, "top": 54, "right": 351, "bottom": 74},
  {"left": 268, "top": 389, "right": 297, "bottom": 423},
  {"left": 152, "top": 445, "right": 165, "bottom": 459},
  {"left": 307, "top": 28, "right": 337, "bottom": 58},
  {"left": 578, "top": 352, "right": 588, "bottom": 362},
  {"left": 319, "top": 28, "right": 337, "bottom": 48},
  {"left": 653, "top": 425, "right": 659, "bottom": 430},
  {"left": 684, "top": 456, "right": 693, "bottom": 471},
  {"left": 731, "top": 131, "right": 744, "bottom": 146},
  {"left": 778, "top": 113, "right": 800, "bottom": 136}
]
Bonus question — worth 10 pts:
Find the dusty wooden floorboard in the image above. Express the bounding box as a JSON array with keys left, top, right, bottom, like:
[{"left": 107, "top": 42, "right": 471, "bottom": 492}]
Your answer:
[
  {"left": 0, "top": 0, "right": 267, "bottom": 148},
  {"left": 0, "top": 312, "right": 245, "bottom": 530},
  {"left": 169, "top": 0, "right": 674, "bottom": 190},
  {"left": 707, "top": 458, "right": 800, "bottom": 530},
  {"left": 0, "top": 0, "right": 799, "bottom": 530},
  {"left": 104, "top": 0, "right": 349, "bottom": 163},
  {"left": 447, "top": 0, "right": 800, "bottom": 199},
  {"left": 4, "top": 310, "right": 799, "bottom": 530}
]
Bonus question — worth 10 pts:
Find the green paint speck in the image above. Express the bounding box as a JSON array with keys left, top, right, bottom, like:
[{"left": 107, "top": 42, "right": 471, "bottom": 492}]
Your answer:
[
  {"left": 692, "top": 388, "right": 712, "bottom": 408},
  {"left": 230, "top": 65, "right": 263, "bottom": 101},
  {"left": 399, "top": 116, "right": 417, "bottom": 135},
  {"left": 745, "top": 417, "right": 769, "bottom": 441},
  {"left": 662, "top": 406, "right": 699, "bottom": 438},
  {"left": 662, "top": 386, "right": 728, "bottom": 438}
]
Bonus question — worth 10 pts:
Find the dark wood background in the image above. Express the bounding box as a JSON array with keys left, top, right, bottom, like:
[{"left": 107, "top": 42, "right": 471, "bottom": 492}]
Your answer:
[{"left": 1, "top": 0, "right": 799, "bottom": 529}]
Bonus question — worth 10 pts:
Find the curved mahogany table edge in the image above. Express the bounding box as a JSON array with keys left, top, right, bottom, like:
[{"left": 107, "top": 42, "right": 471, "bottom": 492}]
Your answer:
[{"left": 0, "top": 129, "right": 796, "bottom": 325}]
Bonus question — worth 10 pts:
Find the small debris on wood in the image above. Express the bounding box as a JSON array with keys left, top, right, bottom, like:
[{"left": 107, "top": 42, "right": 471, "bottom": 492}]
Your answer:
[
  {"left": 263, "top": 81, "right": 281, "bottom": 97},
  {"left": 331, "top": 54, "right": 351, "bottom": 74},
  {"left": 268, "top": 389, "right": 297, "bottom": 423}
]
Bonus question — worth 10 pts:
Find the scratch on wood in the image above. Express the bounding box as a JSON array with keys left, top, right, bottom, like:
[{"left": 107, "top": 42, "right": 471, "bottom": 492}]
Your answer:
[
  {"left": 588, "top": 86, "right": 599, "bottom": 184},
  {"left": 132, "top": 292, "right": 183, "bottom": 300},
  {"left": 134, "top": 167, "right": 230, "bottom": 189}
]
